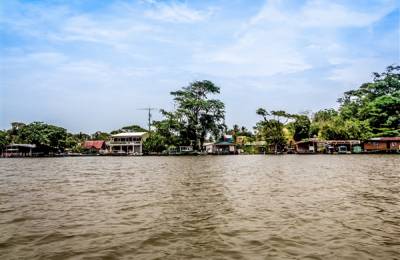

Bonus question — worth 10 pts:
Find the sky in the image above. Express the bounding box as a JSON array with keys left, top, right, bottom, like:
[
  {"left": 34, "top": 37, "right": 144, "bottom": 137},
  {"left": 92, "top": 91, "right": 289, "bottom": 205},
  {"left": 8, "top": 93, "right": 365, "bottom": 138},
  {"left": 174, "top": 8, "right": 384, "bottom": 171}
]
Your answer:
[{"left": 0, "top": 0, "right": 399, "bottom": 133}]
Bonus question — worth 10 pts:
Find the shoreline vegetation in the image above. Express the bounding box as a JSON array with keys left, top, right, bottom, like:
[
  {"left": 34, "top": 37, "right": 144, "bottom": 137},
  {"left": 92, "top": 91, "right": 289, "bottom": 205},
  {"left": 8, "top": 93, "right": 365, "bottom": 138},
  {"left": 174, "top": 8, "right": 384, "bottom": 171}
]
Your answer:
[{"left": 1, "top": 66, "right": 399, "bottom": 157}]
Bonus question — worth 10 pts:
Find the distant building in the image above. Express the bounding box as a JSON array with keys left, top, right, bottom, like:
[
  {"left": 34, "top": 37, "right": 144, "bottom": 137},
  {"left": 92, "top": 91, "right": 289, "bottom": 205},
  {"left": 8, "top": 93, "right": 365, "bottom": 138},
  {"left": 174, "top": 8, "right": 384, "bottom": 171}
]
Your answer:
[
  {"left": 179, "top": 146, "right": 193, "bottom": 153},
  {"left": 2, "top": 144, "right": 36, "bottom": 157},
  {"left": 204, "top": 141, "right": 237, "bottom": 154},
  {"left": 295, "top": 138, "right": 320, "bottom": 153},
  {"left": 325, "top": 140, "right": 361, "bottom": 154},
  {"left": 295, "top": 139, "right": 362, "bottom": 154},
  {"left": 108, "top": 132, "right": 149, "bottom": 155},
  {"left": 364, "top": 137, "right": 400, "bottom": 153},
  {"left": 83, "top": 140, "right": 106, "bottom": 154}
]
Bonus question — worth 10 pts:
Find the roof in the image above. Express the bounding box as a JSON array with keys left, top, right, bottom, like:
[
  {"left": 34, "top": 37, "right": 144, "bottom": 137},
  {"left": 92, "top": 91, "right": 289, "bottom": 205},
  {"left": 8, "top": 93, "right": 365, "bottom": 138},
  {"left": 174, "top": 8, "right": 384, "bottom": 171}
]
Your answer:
[
  {"left": 295, "top": 138, "right": 319, "bottom": 144},
  {"left": 83, "top": 140, "right": 105, "bottom": 150},
  {"left": 215, "top": 141, "right": 235, "bottom": 146},
  {"left": 368, "top": 137, "right": 400, "bottom": 141},
  {"left": 6, "top": 143, "right": 36, "bottom": 148},
  {"left": 296, "top": 139, "right": 361, "bottom": 145},
  {"left": 325, "top": 140, "right": 361, "bottom": 145},
  {"left": 203, "top": 142, "right": 214, "bottom": 146},
  {"left": 111, "top": 132, "right": 148, "bottom": 137}
]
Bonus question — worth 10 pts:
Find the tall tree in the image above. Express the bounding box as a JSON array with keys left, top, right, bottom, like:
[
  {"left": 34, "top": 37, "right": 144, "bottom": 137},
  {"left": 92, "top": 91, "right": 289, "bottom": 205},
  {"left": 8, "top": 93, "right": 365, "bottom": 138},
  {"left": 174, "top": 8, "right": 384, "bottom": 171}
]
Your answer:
[
  {"left": 0, "top": 130, "right": 8, "bottom": 151},
  {"left": 338, "top": 65, "right": 400, "bottom": 137},
  {"left": 287, "top": 114, "right": 311, "bottom": 141},
  {"left": 169, "top": 80, "right": 226, "bottom": 150},
  {"left": 255, "top": 108, "right": 288, "bottom": 153},
  {"left": 91, "top": 131, "right": 110, "bottom": 140},
  {"left": 17, "top": 122, "right": 67, "bottom": 152}
]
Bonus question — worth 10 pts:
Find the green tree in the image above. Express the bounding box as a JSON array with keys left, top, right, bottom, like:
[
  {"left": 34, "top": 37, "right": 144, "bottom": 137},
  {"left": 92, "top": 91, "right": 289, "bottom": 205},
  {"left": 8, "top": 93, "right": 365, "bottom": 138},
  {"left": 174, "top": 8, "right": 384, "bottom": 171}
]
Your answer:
[
  {"left": 168, "top": 80, "right": 226, "bottom": 150},
  {"left": 227, "top": 125, "right": 253, "bottom": 142},
  {"left": 17, "top": 122, "right": 67, "bottom": 152},
  {"left": 337, "top": 65, "right": 400, "bottom": 137},
  {"left": 255, "top": 108, "right": 288, "bottom": 153},
  {"left": 111, "top": 124, "right": 147, "bottom": 134},
  {"left": 313, "top": 109, "right": 338, "bottom": 123},
  {"left": 287, "top": 114, "right": 311, "bottom": 141},
  {"left": 0, "top": 130, "right": 8, "bottom": 151},
  {"left": 152, "top": 110, "right": 183, "bottom": 147},
  {"left": 91, "top": 131, "right": 111, "bottom": 140},
  {"left": 143, "top": 132, "right": 167, "bottom": 154}
]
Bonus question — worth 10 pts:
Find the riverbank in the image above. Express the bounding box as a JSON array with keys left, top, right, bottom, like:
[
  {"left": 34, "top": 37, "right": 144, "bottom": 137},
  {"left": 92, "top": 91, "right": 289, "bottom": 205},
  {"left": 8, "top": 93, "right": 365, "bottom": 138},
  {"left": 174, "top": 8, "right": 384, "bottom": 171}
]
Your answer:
[{"left": 1, "top": 151, "right": 399, "bottom": 158}]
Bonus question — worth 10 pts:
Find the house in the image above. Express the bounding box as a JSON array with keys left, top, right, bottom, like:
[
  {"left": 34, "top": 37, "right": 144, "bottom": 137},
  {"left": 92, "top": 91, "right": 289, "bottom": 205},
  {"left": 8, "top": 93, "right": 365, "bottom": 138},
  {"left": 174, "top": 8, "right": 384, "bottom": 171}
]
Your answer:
[
  {"left": 108, "top": 132, "right": 149, "bottom": 155},
  {"left": 82, "top": 140, "right": 106, "bottom": 154},
  {"left": 204, "top": 141, "right": 237, "bottom": 154},
  {"left": 324, "top": 140, "right": 362, "bottom": 154},
  {"left": 364, "top": 137, "right": 400, "bottom": 153},
  {"left": 165, "top": 145, "right": 194, "bottom": 155},
  {"left": 179, "top": 146, "right": 193, "bottom": 153},
  {"left": 2, "top": 144, "right": 36, "bottom": 157},
  {"left": 295, "top": 139, "right": 362, "bottom": 154},
  {"left": 295, "top": 138, "right": 320, "bottom": 153}
]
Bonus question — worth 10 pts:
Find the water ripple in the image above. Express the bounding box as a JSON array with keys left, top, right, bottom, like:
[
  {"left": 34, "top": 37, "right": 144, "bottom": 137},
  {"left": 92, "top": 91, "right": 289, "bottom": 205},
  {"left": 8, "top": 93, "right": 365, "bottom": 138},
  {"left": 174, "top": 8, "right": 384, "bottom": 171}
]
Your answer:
[{"left": 0, "top": 155, "right": 399, "bottom": 259}]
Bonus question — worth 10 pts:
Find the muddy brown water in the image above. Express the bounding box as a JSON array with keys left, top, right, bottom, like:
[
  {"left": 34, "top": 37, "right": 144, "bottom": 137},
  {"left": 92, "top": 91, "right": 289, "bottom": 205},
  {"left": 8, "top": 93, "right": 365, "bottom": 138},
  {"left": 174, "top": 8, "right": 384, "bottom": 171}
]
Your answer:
[{"left": 0, "top": 155, "right": 399, "bottom": 259}]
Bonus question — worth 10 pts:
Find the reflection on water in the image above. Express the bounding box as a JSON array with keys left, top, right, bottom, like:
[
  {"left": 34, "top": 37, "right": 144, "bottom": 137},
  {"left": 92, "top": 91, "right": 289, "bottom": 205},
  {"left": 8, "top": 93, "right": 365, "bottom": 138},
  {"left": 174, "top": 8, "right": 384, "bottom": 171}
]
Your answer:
[{"left": 0, "top": 155, "right": 399, "bottom": 259}]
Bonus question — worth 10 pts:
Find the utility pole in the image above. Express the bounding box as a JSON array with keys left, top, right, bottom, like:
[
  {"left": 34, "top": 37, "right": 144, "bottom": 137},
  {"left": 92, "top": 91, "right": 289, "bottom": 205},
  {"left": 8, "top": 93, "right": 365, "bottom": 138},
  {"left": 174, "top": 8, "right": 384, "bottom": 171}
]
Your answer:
[{"left": 137, "top": 107, "right": 157, "bottom": 132}]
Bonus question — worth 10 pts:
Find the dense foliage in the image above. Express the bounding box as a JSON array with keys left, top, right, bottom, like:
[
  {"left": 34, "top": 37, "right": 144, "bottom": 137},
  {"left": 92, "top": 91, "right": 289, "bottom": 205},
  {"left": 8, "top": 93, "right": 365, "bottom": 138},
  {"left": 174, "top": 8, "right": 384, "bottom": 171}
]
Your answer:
[
  {"left": 1, "top": 67, "right": 398, "bottom": 154},
  {"left": 0, "top": 121, "right": 146, "bottom": 154},
  {"left": 110, "top": 125, "right": 147, "bottom": 134},
  {"left": 252, "top": 66, "right": 399, "bottom": 152},
  {"left": 7, "top": 122, "right": 68, "bottom": 152},
  {"left": 308, "top": 65, "right": 400, "bottom": 139},
  {"left": 255, "top": 109, "right": 290, "bottom": 153},
  {"left": 147, "top": 80, "right": 226, "bottom": 152}
]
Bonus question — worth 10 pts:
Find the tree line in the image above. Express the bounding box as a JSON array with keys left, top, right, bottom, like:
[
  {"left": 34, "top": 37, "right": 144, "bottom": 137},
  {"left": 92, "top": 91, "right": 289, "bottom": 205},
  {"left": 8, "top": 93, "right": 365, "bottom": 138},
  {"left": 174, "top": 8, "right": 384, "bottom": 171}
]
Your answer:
[{"left": 0, "top": 65, "right": 399, "bottom": 154}]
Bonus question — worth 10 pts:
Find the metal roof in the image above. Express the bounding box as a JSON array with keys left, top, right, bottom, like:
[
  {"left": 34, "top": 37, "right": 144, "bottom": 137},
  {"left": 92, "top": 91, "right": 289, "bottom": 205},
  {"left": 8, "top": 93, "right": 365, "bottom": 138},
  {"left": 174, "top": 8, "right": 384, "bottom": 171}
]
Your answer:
[
  {"left": 369, "top": 137, "right": 400, "bottom": 141},
  {"left": 296, "top": 139, "right": 361, "bottom": 145},
  {"left": 215, "top": 141, "right": 235, "bottom": 146},
  {"left": 6, "top": 144, "right": 36, "bottom": 148},
  {"left": 83, "top": 140, "right": 105, "bottom": 149}
]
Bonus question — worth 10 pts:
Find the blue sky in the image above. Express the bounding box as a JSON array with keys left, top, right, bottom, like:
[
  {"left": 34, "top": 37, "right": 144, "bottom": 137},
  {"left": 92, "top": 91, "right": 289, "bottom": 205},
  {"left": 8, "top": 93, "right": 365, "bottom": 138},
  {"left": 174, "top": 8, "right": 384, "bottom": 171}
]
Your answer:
[{"left": 0, "top": 0, "right": 399, "bottom": 133}]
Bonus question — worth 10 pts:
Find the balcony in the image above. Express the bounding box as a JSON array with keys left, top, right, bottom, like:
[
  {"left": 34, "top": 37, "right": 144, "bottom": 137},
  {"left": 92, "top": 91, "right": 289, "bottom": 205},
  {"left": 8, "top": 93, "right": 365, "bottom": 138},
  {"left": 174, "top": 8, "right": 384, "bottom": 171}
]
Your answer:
[{"left": 109, "top": 141, "right": 142, "bottom": 145}]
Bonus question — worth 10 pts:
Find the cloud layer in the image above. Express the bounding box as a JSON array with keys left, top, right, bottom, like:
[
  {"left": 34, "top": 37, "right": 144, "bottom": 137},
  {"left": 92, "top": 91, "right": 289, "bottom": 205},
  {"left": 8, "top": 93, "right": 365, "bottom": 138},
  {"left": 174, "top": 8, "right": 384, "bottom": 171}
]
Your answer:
[{"left": 1, "top": 0, "right": 398, "bottom": 132}]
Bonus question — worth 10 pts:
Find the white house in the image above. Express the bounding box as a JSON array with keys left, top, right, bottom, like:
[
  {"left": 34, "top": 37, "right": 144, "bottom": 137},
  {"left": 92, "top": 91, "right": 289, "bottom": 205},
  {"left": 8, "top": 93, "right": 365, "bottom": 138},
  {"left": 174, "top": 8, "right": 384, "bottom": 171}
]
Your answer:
[
  {"left": 108, "top": 132, "right": 149, "bottom": 155},
  {"left": 203, "top": 141, "right": 237, "bottom": 155}
]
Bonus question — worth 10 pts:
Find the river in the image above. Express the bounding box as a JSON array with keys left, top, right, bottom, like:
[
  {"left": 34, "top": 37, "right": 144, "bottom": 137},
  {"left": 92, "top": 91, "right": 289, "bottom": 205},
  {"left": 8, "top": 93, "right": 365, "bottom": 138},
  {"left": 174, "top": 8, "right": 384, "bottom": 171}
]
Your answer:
[{"left": 0, "top": 155, "right": 399, "bottom": 259}]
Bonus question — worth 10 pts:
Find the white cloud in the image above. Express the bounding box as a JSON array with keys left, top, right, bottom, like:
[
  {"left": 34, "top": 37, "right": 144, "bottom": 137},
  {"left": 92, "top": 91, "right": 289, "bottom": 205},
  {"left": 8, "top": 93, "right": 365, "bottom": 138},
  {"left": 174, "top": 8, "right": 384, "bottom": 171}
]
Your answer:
[
  {"left": 190, "top": 0, "right": 396, "bottom": 79},
  {"left": 48, "top": 15, "right": 161, "bottom": 52},
  {"left": 145, "top": 2, "right": 212, "bottom": 23},
  {"left": 328, "top": 58, "right": 389, "bottom": 86},
  {"left": 1, "top": 0, "right": 398, "bottom": 131},
  {"left": 1, "top": 52, "right": 68, "bottom": 68},
  {"left": 249, "top": 0, "right": 395, "bottom": 28}
]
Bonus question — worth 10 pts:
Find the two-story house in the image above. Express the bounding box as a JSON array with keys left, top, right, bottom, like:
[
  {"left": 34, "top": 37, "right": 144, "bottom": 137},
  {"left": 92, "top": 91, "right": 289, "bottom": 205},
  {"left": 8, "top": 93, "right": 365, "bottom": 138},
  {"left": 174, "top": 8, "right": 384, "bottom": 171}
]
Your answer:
[{"left": 108, "top": 132, "right": 149, "bottom": 155}]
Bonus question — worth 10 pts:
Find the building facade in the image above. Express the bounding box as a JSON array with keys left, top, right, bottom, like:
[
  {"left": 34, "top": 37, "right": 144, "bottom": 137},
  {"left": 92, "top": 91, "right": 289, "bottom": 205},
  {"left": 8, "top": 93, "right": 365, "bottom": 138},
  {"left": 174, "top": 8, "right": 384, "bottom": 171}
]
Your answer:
[
  {"left": 364, "top": 137, "right": 400, "bottom": 153},
  {"left": 204, "top": 141, "right": 237, "bottom": 154},
  {"left": 108, "top": 132, "right": 149, "bottom": 155},
  {"left": 1, "top": 144, "right": 36, "bottom": 157}
]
